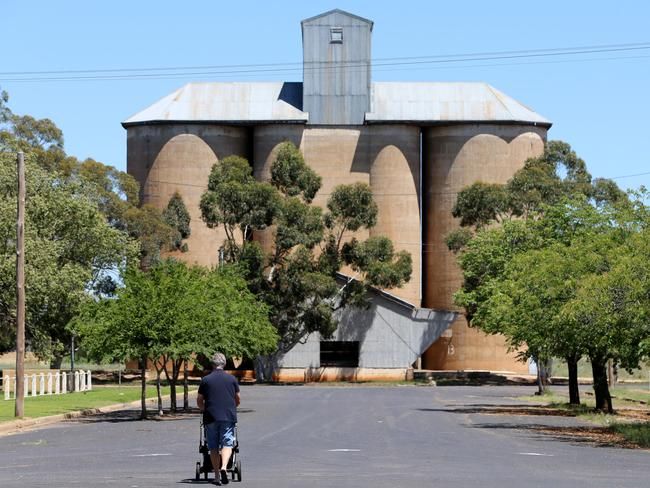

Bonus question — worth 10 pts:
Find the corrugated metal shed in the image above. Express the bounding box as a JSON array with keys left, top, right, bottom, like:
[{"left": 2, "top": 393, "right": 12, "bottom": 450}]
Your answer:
[
  {"left": 122, "top": 82, "right": 307, "bottom": 126},
  {"left": 366, "top": 82, "right": 551, "bottom": 126}
]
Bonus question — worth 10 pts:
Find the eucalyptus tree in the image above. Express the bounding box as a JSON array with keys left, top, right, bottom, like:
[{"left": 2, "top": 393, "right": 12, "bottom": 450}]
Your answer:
[
  {"left": 200, "top": 142, "right": 412, "bottom": 380},
  {"left": 0, "top": 153, "right": 137, "bottom": 365}
]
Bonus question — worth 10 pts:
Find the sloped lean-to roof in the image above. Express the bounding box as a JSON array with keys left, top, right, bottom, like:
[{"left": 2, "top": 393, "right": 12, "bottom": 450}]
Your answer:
[
  {"left": 122, "top": 81, "right": 550, "bottom": 127},
  {"left": 366, "top": 82, "right": 551, "bottom": 126},
  {"left": 122, "top": 82, "right": 308, "bottom": 127}
]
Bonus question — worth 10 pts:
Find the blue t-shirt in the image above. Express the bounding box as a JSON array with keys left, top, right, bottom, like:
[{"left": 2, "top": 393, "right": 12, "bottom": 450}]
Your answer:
[{"left": 198, "top": 369, "right": 239, "bottom": 424}]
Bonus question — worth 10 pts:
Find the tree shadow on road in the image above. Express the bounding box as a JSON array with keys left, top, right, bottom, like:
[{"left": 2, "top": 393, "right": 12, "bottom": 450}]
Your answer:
[
  {"left": 67, "top": 407, "right": 256, "bottom": 425},
  {"left": 467, "top": 421, "right": 642, "bottom": 449},
  {"left": 417, "top": 405, "right": 578, "bottom": 416},
  {"left": 177, "top": 479, "right": 218, "bottom": 485},
  {"left": 416, "top": 404, "right": 643, "bottom": 449}
]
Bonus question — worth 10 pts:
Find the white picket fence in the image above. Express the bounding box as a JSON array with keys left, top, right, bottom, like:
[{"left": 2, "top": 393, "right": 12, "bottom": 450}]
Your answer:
[{"left": 3, "top": 370, "right": 92, "bottom": 400}]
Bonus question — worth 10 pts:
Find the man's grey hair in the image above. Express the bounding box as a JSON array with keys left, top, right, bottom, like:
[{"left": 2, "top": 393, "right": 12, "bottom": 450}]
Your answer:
[{"left": 211, "top": 352, "right": 227, "bottom": 370}]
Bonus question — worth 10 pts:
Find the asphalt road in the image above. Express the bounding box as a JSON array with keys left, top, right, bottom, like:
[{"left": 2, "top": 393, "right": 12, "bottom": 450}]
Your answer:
[{"left": 0, "top": 385, "right": 647, "bottom": 488}]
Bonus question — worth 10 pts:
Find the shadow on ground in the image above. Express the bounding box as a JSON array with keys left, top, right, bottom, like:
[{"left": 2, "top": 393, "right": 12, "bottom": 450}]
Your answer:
[
  {"left": 417, "top": 404, "right": 578, "bottom": 417},
  {"left": 416, "top": 403, "right": 645, "bottom": 450},
  {"left": 68, "top": 407, "right": 256, "bottom": 425}
]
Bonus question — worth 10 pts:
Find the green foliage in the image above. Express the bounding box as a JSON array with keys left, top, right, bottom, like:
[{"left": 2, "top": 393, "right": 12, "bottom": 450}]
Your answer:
[
  {"left": 445, "top": 228, "right": 475, "bottom": 253},
  {"left": 0, "top": 154, "right": 137, "bottom": 361},
  {"left": 0, "top": 87, "right": 12, "bottom": 124},
  {"left": 275, "top": 197, "right": 323, "bottom": 254},
  {"left": 454, "top": 195, "right": 650, "bottom": 411},
  {"left": 163, "top": 192, "right": 191, "bottom": 251},
  {"left": 449, "top": 139, "right": 647, "bottom": 410},
  {"left": 0, "top": 89, "right": 177, "bottom": 365},
  {"left": 76, "top": 260, "right": 278, "bottom": 365},
  {"left": 342, "top": 237, "right": 412, "bottom": 289},
  {"left": 200, "top": 155, "right": 279, "bottom": 260},
  {"left": 610, "top": 422, "right": 650, "bottom": 448},
  {"left": 271, "top": 142, "right": 321, "bottom": 203},
  {"left": 506, "top": 140, "right": 593, "bottom": 217},
  {"left": 452, "top": 182, "right": 509, "bottom": 228},
  {"left": 200, "top": 148, "right": 412, "bottom": 365},
  {"left": 450, "top": 141, "right": 625, "bottom": 248},
  {"left": 325, "top": 182, "right": 378, "bottom": 237}
]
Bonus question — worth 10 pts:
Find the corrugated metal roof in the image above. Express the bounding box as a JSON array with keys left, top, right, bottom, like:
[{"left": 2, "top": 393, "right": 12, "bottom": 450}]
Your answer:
[
  {"left": 122, "top": 82, "right": 308, "bottom": 126},
  {"left": 301, "top": 9, "right": 374, "bottom": 29},
  {"left": 123, "top": 81, "right": 550, "bottom": 127},
  {"left": 366, "top": 82, "right": 551, "bottom": 126}
]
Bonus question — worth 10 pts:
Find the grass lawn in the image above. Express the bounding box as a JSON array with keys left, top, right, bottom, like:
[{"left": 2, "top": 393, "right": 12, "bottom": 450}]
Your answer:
[
  {"left": 552, "top": 358, "right": 650, "bottom": 382},
  {"left": 0, "top": 385, "right": 185, "bottom": 423},
  {"left": 518, "top": 389, "right": 650, "bottom": 447}
]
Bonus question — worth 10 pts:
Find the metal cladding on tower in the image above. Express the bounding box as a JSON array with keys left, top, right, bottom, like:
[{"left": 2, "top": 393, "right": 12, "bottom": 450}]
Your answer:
[{"left": 122, "top": 9, "right": 551, "bottom": 378}]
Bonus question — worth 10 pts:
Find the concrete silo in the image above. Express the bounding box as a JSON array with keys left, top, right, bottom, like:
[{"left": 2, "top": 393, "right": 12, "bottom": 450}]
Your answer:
[
  {"left": 124, "top": 10, "right": 553, "bottom": 379},
  {"left": 421, "top": 124, "right": 548, "bottom": 371},
  {"left": 125, "top": 123, "right": 251, "bottom": 267},
  {"left": 123, "top": 82, "right": 308, "bottom": 268},
  {"left": 367, "top": 125, "right": 421, "bottom": 305}
]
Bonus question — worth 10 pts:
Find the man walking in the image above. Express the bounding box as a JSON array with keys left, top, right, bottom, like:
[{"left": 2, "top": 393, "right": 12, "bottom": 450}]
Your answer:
[{"left": 197, "top": 352, "right": 240, "bottom": 485}]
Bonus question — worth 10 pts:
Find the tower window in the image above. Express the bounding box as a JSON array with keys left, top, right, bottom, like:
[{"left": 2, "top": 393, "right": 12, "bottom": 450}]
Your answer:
[{"left": 330, "top": 27, "right": 343, "bottom": 44}]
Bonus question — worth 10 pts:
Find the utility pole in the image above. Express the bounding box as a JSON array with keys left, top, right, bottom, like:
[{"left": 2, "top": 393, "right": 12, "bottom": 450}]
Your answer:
[{"left": 15, "top": 152, "right": 25, "bottom": 418}]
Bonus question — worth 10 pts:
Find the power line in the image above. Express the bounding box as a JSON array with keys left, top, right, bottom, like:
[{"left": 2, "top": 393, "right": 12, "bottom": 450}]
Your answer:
[
  {"left": 608, "top": 171, "right": 650, "bottom": 180},
  {"left": 2, "top": 41, "right": 648, "bottom": 75},
  {"left": 1, "top": 42, "right": 649, "bottom": 82}
]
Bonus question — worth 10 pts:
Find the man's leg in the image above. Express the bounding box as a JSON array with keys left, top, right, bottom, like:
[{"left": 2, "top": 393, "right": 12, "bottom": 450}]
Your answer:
[
  {"left": 210, "top": 450, "right": 222, "bottom": 479},
  {"left": 218, "top": 422, "right": 236, "bottom": 484},
  {"left": 205, "top": 422, "right": 222, "bottom": 484},
  {"left": 220, "top": 447, "right": 232, "bottom": 472}
]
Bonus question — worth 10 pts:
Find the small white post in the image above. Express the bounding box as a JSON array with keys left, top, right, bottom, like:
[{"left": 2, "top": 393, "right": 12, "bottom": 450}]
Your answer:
[
  {"left": 47, "top": 373, "right": 53, "bottom": 395},
  {"left": 31, "top": 374, "right": 37, "bottom": 397},
  {"left": 87, "top": 370, "right": 92, "bottom": 391},
  {"left": 24, "top": 375, "right": 28, "bottom": 397},
  {"left": 55, "top": 372, "right": 60, "bottom": 394},
  {"left": 4, "top": 376, "right": 10, "bottom": 400},
  {"left": 12, "top": 377, "right": 17, "bottom": 399},
  {"left": 62, "top": 372, "right": 67, "bottom": 394},
  {"left": 74, "top": 371, "right": 80, "bottom": 392},
  {"left": 39, "top": 373, "right": 45, "bottom": 396},
  {"left": 80, "top": 371, "right": 86, "bottom": 391}
]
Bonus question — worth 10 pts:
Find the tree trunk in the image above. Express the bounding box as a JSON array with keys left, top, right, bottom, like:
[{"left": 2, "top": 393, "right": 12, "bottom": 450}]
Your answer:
[
  {"left": 254, "top": 354, "right": 278, "bottom": 383},
  {"left": 591, "top": 355, "right": 613, "bottom": 413},
  {"left": 50, "top": 355, "right": 64, "bottom": 370},
  {"left": 607, "top": 359, "right": 618, "bottom": 387},
  {"left": 170, "top": 360, "right": 181, "bottom": 412},
  {"left": 183, "top": 360, "right": 189, "bottom": 411},
  {"left": 535, "top": 356, "right": 551, "bottom": 395},
  {"left": 140, "top": 355, "right": 147, "bottom": 420},
  {"left": 155, "top": 365, "right": 163, "bottom": 416},
  {"left": 566, "top": 355, "right": 580, "bottom": 405}
]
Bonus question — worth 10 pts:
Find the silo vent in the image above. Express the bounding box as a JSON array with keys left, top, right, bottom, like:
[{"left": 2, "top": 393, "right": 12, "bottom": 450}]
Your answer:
[{"left": 330, "top": 27, "right": 343, "bottom": 43}]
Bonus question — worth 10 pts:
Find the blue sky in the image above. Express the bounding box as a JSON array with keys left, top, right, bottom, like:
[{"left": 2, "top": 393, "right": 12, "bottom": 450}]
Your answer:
[{"left": 2, "top": 0, "right": 649, "bottom": 190}]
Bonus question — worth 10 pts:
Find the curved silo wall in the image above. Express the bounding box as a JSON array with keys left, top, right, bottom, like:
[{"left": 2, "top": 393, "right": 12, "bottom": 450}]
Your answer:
[
  {"left": 421, "top": 124, "right": 547, "bottom": 371},
  {"left": 252, "top": 125, "right": 305, "bottom": 254},
  {"left": 252, "top": 125, "right": 421, "bottom": 305},
  {"left": 367, "top": 125, "right": 421, "bottom": 305},
  {"left": 126, "top": 124, "right": 251, "bottom": 268}
]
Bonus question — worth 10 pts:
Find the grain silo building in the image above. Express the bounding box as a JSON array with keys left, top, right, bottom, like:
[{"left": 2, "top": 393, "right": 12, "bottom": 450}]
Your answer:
[{"left": 123, "top": 9, "right": 550, "bottom": 381}]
